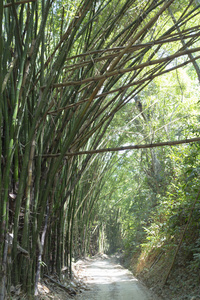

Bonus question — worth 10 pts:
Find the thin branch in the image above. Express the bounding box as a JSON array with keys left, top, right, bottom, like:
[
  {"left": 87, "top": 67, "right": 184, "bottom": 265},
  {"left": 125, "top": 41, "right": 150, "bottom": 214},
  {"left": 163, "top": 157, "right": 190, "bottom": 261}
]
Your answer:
[
  {"left": 3, "top": 0, "right": 37, "bottom": 8},
  {"left": 40, "top": 137, "right": 200, "bottom": 157},
  {"left": 88, "top": 53, "right": 200, "bottom": 98},
  {"left": 63, "top": 31, "right": 200, "bottom": 71},
  {"left": 168, "top": 7, "right": 200, "bottom": 84},
  {"left": 58, "top": 27, "right": 200, "bottom": 64},
  {"left": 47, "top": 53, "right": 200, "bottom": 116},
  {"left": 43, "top": 274, "right": 76, "bottom": 296},
  {"left": 41, "top": 46, "right": 200, "bottom": 90}
]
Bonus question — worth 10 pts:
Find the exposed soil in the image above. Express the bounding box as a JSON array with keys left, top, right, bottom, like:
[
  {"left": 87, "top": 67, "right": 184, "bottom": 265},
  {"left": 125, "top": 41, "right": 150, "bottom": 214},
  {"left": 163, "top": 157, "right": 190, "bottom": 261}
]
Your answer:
[
  {"left": 127, "top": 250, "right": 200, "bottom": 300},
  {"left": 73, "top": 254, "right": 160, "bottom": 299}
]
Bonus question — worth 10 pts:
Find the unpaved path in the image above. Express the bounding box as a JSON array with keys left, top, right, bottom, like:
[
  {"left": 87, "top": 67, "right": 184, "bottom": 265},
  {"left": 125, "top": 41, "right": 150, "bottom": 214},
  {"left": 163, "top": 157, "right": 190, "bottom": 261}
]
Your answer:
[{"left": 74, "top": 256, "right": 160, "bottom": 300}]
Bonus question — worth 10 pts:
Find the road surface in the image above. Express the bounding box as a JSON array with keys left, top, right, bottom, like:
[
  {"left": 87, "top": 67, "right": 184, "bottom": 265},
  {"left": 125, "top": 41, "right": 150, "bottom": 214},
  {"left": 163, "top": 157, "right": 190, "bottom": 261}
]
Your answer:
[{"left": 74, "top": 256, "right": 160, "bottom": 300}]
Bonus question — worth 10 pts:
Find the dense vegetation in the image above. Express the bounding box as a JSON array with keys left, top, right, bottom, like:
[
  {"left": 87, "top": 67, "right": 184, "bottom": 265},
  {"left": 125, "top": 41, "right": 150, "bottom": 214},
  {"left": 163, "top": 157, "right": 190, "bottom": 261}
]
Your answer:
[{"left": 0, "top": 0, "right": 200, "bottom": 298}]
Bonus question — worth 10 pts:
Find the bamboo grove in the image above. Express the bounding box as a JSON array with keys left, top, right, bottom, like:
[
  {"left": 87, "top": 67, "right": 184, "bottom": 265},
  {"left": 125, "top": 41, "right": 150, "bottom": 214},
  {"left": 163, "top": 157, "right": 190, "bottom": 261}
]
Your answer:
[{"left": 1, "top": 0, "right": 200, "bottom": 297}]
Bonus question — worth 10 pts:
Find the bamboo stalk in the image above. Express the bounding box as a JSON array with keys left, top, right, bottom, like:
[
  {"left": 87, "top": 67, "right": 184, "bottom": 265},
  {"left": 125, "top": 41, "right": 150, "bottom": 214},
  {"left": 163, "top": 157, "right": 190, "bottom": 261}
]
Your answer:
[
  {"left": 168, "top": 7, "right": 200, "bottom": 83},
  {"left": 61, "top": 29, "right": 200, "bottom": 63},
  {"left": 63, "top": 31, "right": 200, "bottom": 71},
  {"left": 41, "top": 46, "right": 200, "bottom": 90},
  {"left": 34, "top": 0, "right": 91, "bottom": 83},
  {"left": 41, "top": 137, "right": 200, "bottom": 157},
  {"left": 2, "top": 56, "right": 18, "bottom": 93},
  {"left": 0, "top": 0, "right": 4, "bottom": 297},
  {"left": 75, "top": 53, "right": 200, "bottom": 100},
  {"left": 46, "top": 51, "right": 200, "bottom": 117},
  {"left": 4, "top": 0, "right": 37, "bottom": 8},
  {"left": 1, "top": 0, "right": 200, "bottom": 296}
]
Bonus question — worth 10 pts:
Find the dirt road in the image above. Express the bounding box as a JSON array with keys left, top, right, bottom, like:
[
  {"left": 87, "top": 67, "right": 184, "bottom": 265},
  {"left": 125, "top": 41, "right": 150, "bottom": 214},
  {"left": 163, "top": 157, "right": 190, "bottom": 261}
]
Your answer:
[{"left": 74, "top": 256, "right": 160, "bottom": 300}]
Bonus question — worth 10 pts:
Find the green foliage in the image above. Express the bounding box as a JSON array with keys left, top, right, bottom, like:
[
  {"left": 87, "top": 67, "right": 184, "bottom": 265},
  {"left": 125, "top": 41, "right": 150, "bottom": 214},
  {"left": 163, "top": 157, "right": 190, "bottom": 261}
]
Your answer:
[
  {"left": 96, "top": 36, "right": 200, "bottom": 259},
  {"left": 1, "top": 0, "right": 200, "bottom": 296},
  {"left": 137, "top": 141, "right": 200, "bottom": 269},
  {"left": 191, "top": 236, "right": 200, "bottom": 269}
]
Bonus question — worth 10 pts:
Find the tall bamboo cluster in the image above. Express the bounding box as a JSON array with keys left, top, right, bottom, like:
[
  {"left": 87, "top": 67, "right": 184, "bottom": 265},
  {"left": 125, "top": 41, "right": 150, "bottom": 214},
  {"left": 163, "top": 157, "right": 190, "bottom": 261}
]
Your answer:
[{"left": 0, "top": 0, "right": 200, "bottom": 297}]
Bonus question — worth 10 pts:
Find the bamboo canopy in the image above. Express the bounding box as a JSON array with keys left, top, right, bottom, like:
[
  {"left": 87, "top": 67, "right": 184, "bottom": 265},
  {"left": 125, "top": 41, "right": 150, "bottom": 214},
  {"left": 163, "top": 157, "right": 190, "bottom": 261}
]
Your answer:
[{"left": 0, "top": 0, "right": 200, "bottom": 297}]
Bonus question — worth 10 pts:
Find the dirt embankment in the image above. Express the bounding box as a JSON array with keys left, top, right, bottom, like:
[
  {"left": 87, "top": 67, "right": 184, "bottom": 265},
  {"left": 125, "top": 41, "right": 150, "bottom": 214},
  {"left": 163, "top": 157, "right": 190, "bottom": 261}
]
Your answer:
[{"left": 126, "top": 251, "right": 200, "bottom": 300}]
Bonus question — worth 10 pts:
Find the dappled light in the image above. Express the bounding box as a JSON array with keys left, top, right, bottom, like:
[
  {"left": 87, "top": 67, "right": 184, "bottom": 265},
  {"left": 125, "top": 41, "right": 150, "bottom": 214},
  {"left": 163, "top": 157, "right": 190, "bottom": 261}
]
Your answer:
[{"left": 74, "top": 257, "right": 156, "bottom": 300}]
